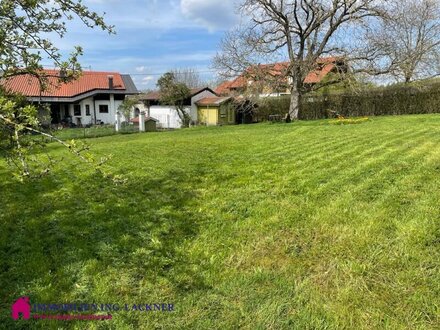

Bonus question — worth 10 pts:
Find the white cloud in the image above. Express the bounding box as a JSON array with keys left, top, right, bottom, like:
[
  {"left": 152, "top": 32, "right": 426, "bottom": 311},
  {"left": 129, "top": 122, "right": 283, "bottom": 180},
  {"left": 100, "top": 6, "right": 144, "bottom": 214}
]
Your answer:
[
  {"left": 140, "top": 76, "right": 155, "bottom": 86},
  {"left": 181, "top": 0, "right": 239, "bottom": 32},
  {"left": 42, "top": 0, "right": 230, "bottom": 90}
]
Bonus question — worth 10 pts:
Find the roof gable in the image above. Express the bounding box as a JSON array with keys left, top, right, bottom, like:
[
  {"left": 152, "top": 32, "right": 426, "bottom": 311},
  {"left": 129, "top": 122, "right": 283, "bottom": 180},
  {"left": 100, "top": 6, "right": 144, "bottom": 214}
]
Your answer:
[
  {"left": 190, "top": 87, "right": 217, "bottom": 97},
  {"left": 141, "top": 87, "right": 218, "bottom": 102}
]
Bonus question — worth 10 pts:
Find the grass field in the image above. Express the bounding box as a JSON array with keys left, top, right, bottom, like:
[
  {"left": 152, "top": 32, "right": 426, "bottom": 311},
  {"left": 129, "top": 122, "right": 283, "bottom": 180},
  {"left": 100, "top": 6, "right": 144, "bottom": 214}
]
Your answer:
[{"left": 1, "top": 115, "right": 439, "bottom": 329}]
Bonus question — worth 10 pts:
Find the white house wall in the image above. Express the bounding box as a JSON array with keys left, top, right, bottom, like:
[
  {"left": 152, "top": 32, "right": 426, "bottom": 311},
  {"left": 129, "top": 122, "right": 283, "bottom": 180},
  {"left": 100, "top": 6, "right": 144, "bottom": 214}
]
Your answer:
[
  {"left": 132, "top": 103, "right": 148, "bottom": 118},
  {"left": 66, "top": 95, "right": 122, "bottom": 126},
  {"left": 149, "top": 106, "right": 190, "bottom": 129},
  {"left": 132, "top": 103, "right": 190, "bottom": 129},
  {"left": 132, "top": 89, "right": 216, "bottom": 129}
]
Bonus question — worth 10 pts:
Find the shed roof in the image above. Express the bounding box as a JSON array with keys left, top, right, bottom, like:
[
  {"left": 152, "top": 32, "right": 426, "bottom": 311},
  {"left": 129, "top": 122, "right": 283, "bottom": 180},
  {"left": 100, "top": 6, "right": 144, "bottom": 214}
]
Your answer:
[
  {"left": 196, "top": 96, "right": 232, "bottom": 106},
  {"left": 130, "top": 116, "right": 158, "bottom": 123}
]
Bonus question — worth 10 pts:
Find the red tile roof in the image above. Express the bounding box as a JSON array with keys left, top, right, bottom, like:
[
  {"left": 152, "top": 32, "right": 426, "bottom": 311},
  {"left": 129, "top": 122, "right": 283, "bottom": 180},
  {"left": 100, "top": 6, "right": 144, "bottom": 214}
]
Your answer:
[
  {"left": 215, "top": 81, "right": 235, "bottom": 95},
  {"left": 216, "top": 57, "right": 344, "bottom": 93},
  {"left": 229, "top": 75, "right": 249, "bottom": 89},
  {"left": 1, "top": 70, "right": 126, "bottom": 98},
  {"left": 304, "top": 61, "right": 338, "bottom": 84}
]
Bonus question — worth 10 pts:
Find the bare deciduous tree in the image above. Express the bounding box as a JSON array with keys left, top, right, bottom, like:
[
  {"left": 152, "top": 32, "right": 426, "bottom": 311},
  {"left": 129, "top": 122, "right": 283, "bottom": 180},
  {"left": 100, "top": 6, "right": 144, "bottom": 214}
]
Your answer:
[
  {"left": 171, "top": 68, "right": 203, "bottom": 89},
  {"left": 367, "top": 0, "right": 440, "bottom": 83},
  {"left": 214, "top": 0, "right": 386, "bottom": 119}
]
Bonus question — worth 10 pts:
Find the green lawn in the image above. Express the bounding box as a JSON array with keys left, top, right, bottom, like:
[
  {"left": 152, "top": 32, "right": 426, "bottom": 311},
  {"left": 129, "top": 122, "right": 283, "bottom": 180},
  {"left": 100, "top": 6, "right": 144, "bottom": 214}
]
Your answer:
[
  {"left": 1, "top": 115, "right": 439, "bottom": 329},
  {"left": 50, "top": 125, "right": 137, "bottom": 140}
]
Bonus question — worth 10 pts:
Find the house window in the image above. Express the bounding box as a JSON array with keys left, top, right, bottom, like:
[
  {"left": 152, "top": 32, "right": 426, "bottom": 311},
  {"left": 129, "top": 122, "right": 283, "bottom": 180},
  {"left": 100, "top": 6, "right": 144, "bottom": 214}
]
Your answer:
[
  {"left": 85, "top": 105, "right": 91, "bottom": 116},
  {"left": 220, "top": 107, "right": 227, "bottom": 118},
  {"left": 99, "top": 105, "right": 109, "bottom": 113},
  {"left": 74, "top": 104, "right": 81, "bottom": 116}
]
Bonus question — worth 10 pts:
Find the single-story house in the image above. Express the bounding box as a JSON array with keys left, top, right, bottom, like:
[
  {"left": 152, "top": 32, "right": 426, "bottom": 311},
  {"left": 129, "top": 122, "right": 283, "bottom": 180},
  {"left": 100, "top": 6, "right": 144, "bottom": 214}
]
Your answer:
[
  {"left": 1, "top": 70, "right": 138, "bottom": 126},
  {"left": 133, "top": 87, "right": 217, "bottom": 129},
  {"left": 196, "top": 97, "right": 235, "bottom": 126}
]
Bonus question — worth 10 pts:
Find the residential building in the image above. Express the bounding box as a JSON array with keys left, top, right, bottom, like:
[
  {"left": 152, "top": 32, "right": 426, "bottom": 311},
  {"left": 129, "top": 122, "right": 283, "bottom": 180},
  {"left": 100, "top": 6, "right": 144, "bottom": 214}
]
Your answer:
[
  {"left": 216, "top": 57, "right": 347, "bottom": 97},
  {"left": 1, "top": 70, "right": 138, "bottom": 126}
]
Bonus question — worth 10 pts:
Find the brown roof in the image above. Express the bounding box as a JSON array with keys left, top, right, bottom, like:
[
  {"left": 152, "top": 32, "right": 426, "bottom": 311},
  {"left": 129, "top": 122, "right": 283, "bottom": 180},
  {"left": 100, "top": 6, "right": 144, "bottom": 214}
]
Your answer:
[
  {"left": 130, "top": 116, "right": 158, "bottom": 123},
  {"left": 1, "top": 70, "right": 127, "bottom": 98},
  {"left": 216, "top": 57, "right": 344, "bottom": 93},
  {"left": 143, "top": 91, "right": 161, "bottom": 101},
  {"left": 196, "top": 96, "right": 232, "bottom": 106}
]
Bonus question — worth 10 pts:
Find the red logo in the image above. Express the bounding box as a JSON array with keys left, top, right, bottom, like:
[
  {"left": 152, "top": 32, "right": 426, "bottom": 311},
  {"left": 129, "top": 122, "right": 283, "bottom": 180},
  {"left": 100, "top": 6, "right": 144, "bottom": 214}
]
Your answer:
[{"left": 11, "top": 297, "right": 31, "bottom": 320}]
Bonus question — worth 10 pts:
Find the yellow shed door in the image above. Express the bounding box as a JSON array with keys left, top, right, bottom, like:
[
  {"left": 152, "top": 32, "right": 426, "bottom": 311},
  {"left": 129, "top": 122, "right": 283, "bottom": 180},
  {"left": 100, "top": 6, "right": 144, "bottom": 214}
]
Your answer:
[{"left": 200, "top": 108, "right": 218, "bottom": 125}]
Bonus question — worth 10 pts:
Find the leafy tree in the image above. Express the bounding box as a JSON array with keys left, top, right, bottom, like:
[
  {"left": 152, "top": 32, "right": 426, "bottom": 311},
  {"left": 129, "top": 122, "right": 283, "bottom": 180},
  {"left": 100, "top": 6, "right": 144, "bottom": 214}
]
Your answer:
[
  {"left": 157, "top": 72, "right": 192, "bottom": 128},
  {"left": 0, "top": 0, "right": 113, "bottom": 179},
  {"left": 0, "top": 0, "right": 113, "bottom": 79},
  {"left": 0, "top": 90, "right": 110, "bottom": 181},
  {"left": 118, "top": 98, "right": 139, "bottom": 123}
]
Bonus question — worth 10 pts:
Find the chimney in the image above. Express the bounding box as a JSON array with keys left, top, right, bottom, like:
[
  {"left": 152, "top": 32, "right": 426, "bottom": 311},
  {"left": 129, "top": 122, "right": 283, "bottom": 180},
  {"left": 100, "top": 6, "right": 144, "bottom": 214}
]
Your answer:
[
  {"left": 59, "top": 69, "right": 67, "bottom": 79},
  {"left": 108, "top": 75, "right": 114, "bottom": 89}
]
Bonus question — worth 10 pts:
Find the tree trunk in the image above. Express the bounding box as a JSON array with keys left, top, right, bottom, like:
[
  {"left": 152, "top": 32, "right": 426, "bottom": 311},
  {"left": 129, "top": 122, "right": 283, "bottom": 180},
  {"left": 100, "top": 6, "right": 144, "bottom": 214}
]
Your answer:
[
  {"left": 289, "top": 84, "right": 301, "bottom": 120},
  {"left": 176, "top": 106, "right": 191, "bottom": 128}
]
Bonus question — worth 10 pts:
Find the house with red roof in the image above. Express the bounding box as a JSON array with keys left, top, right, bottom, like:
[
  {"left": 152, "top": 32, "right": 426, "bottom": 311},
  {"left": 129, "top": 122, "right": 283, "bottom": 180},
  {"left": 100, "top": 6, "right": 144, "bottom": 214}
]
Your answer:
[
  {"left": 1, "top": 70, "right": 138, "bottom": 126},
  {"left": 216, "top": 57, "right": 347, "bottom": 97}
]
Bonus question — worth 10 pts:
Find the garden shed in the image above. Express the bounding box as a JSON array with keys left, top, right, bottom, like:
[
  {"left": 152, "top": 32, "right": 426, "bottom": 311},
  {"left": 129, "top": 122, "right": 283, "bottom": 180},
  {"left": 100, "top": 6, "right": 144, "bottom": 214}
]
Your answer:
[
  {"left": 130, "top": 116, "right": 158, "bottom": 132},
  {"left": 196, "top": 97, "right": 235, "bottom": 126}
]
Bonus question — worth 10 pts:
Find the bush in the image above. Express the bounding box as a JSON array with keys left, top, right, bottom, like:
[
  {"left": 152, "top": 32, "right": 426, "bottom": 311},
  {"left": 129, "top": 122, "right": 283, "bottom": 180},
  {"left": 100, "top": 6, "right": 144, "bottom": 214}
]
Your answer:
[
  {"left": 299, "top": 81, "right": 440, "bottom": 120},
  {"left": 254, "top": 80, "right": 440, "bottom": 120},
  {"left": 256, "top": 96, "right": 291, "bottom": 121}
]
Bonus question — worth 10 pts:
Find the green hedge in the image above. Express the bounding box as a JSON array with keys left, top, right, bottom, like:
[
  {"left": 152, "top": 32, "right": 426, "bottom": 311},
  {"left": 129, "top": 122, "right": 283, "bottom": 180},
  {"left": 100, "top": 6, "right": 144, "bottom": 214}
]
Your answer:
[
  {"left": 256, "top": 81, "right": 440, "bottom": 120},
  {"left": 256, "top": 97, "right": 291, "bottom": 121}
]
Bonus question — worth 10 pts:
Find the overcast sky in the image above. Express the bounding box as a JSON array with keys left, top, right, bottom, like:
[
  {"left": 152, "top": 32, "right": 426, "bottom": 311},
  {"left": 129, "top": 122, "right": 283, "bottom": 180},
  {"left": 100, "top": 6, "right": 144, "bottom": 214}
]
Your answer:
[{"left": 49, "top": 0, "right": 240, "bottom": 90}]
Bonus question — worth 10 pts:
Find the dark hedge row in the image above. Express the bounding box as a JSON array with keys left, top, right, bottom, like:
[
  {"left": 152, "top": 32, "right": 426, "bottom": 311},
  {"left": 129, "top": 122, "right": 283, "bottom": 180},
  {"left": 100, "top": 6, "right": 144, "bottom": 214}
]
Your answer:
[
  {"left": 256, "top": 81, "right": 440, "bottom": 121},
  {"left": 255, "top": 96, "right": 291, "bottom": 121}
]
